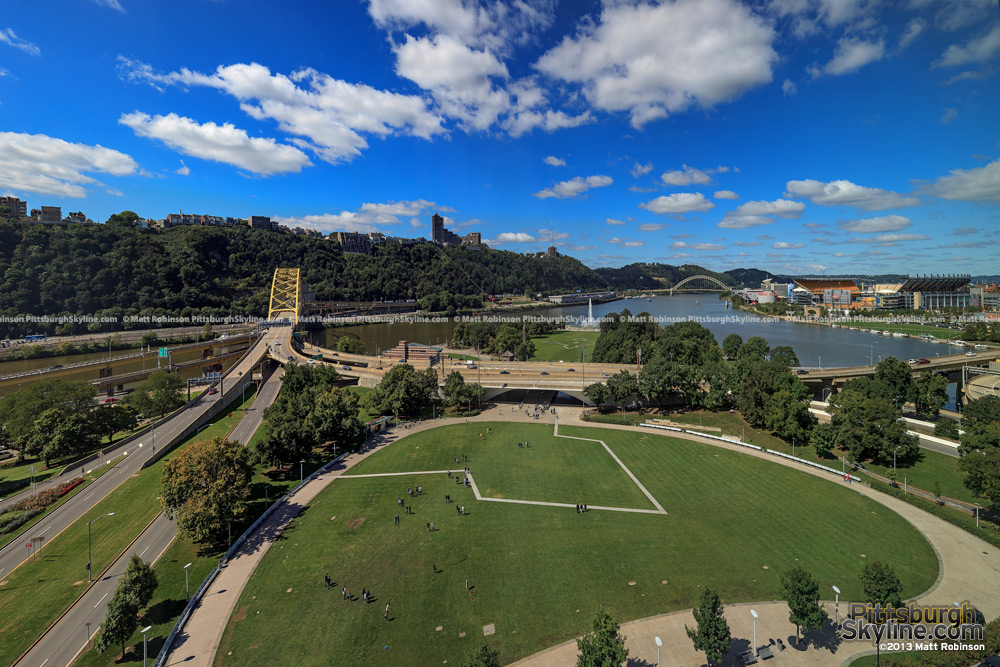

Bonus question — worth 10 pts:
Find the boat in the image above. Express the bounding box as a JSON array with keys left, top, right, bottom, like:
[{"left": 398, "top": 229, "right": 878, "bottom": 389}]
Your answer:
[
  {"left": 892, "top": 332, "right": 906, "bottom": 337},
  {"left": 975, "top": 343, "right": 989, "bottom": 349},
  {"left": 950, "top": 340, "right": 967, "bottom": 347}
]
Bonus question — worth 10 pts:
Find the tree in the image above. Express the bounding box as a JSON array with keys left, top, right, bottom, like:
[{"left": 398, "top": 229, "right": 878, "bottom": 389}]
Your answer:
[
  {"left": 960, "top": 396, "right": 1000, "bottom": 455},
  {"left": 125, "top": 371, "right": 185, "bottom": 418},
  {"left": 606, "top": 370, "right": 638, "bottom": 412},
  {"left": 584, "top": 382, "right": 610, "bottom": 409},
  {"left": 336, "top": 336, "right": 366, "bottom": 354},
  {"left": 829, "top": 389, "right": 918, "bottom": 464},
  {"left": 22, "top": 408, "right": 98, "bottom": 465},
  {"left": 254, "top": 396, "right": 317, "bottom": 470},
  {"left": 912, "top": 372, "right": 949, "bottom": 420},
  {"left": 120, "top": 553, "right": 158, "bottom": 609},
  {"left": 515, "top": 340, "right": 535, "bottom": 361},
  {"left": 859, "top": 561, "right": 903, "bottom": 609},
  {"left": 105, "top": 210, "right": 140, "bottom": 228},
  {"left": 872, "top": 356, "right": 915, "bottom": 409},
  {"left": 92, "top": 404, "right": 139, "bottom": 444},
  {"left": 737, "top": 360, "right": 809, "bottom": 431},
  {"left": 811, "top": 422, "right": 835, "bottom": 458},
  {"left": 0, "top": 379, "right": 96, "bottom": 443},
  {"left": 366, "top": 364, "right": 437, "bottom": 417},
  {"left": 770, "top": 345, "right": 800, "bottom": 367},
  {"left": 764, "top": 389, "right": 813, "bottom": 443},
  {"left": 464, "top": 642, "right": 501, "bottom": 667},
  {"left": 576, "top": 607, "right": 629, "bottom": 667},
  {"left": 738, "top": 335, "right": 770, "bottom": 362},
  {"left": 309, "top": 387, "right": 365, "bottom": 450},
  {"left": 94, "top": 585, "right": 138, "bottom": 659},
  {"left": 934, "top": 419, "right": 959, "bottom": 440},
  {"left": 780, "top": 567, "right": 827, "bottom": 645},
  {"left": 958, "top": 448, "right": 1000, "bottom": 511},
  {"left": 685, "top": 587, "right": 731, "bottom": 664},
  {"left": 161, "top": 437, "right": 253, "bottom": 545},
  {"left": 722, "top": 333, "right": 743, "bottom": 360}
]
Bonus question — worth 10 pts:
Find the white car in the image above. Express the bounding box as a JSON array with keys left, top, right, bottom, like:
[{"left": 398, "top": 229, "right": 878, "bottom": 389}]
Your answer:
[{"left": 966, "top": 351, "right": 976, "bottom": 357}]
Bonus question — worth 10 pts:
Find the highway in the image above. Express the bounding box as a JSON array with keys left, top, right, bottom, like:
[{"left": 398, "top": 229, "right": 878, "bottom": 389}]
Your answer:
[
  {"left": 798, "top": 347, "right": 999, "bottom": 382},
  {"left": 0, "top": 326, "right": 287, "bottom": 592},
  {"left": 7, "top": 327, "right": 291, "bottom": 667}
]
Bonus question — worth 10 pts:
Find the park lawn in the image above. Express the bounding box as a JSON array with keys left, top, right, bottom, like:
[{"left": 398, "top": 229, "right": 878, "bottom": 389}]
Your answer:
[
  {"left": 216, "top": 423, "right": 937, "bottom": 667},
  {"left": 846, "top": 322, "right": 961, "bottom": 340},
  {"left": 0, "top": 391, "right": 255, "bottom": 667},
  {"left": 848, "top": 651, "right": 987, "bottom": 667},
  {"left": 530, "top": 330, "right": 599, "bottom": 363},
  {"left": 0, "top": 456, "right": 122, "bottom": 551},
  {"left": 343, "top": 422, "right": 655, "bottom": 509},
  {"left": 447, "top": 353, "right": 478, "bottom": 361}
]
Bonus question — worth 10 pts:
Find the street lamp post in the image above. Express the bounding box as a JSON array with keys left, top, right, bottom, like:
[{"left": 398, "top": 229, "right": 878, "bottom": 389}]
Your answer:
[
  {"left": 654, "top": 636, "right": 662, "bottom": 667},
  {"left": 832, "top": 585, "right": 841, "bottom": 628},
  {"left": 893, "top": 445, "right": 901, "bottom": 479},
  {"left": 184, "top": 562, "right": 192, "bottom": 600},
  {"left": 88, "top": 512, "right": 115, "bottom": 582},
  {"left": 142, "top": 625, "right": 152, "bottom": 667},
  {"left": 750, "top": 609, "right": 759, "bottom": 656},
  {"left": 975, "top": 503, "right": 980, "bottom": 528},
  {"left": 300, "top": 460, "right": 305, "bottom": 484}
]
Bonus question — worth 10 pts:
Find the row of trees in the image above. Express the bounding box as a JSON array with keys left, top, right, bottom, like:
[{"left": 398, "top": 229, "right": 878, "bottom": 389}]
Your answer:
[
  {"left": 451, "top": 319, "right": 563, "bottom": 360},
  {"left": 957, "top": 395, "right": 1000, "bottom": 511},
  {"left": 94, "top": 554, "right": 158, "bottom": 659}
]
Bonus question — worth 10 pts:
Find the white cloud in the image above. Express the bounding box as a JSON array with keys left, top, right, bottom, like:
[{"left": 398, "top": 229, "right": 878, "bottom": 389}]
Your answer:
[
  {"left": 909, "top": 0, "right": 995, "bottom": 32},
  {"left": 538, "top": 228, "right": 571, "bottom": 240},
  {"left": 672, "top": 240, "right": 724, "bottom": 251},
  {"left": 953, "top": 226, "right": 977, "bottom": 235},
  {"left": 730, "top": 198, "right": 805, "bottom": 218},
  {"left": 119, "top": 59, "right": 445, "bottom": 164},
  {"left": 785, "top": 178, "right": 921, "bottom": 210},
  {"left": 533, "top": 174, "right": 613, "bottom": 199},
  {"left": 535, "top": 0, "right": 777, "bottom": 129},
  {"left": 274, "top": 199, "right": 444, "bottom": 234},
  {"left": 608, "top": 237, "right": 646, "bottom": 247},
  {"left": 714, "top": 190, "right": 740, "bottom": 200},
  {"left": 360, "top": 199, "right": 441, "bottom": 217},
  {"left": 606, "top": 217, "right": 626, "bottom": 225},
  {"left": 934, "top": 25, "right": 1000, "bottom": 68},
  {"left": 773, "top": 241, "right": 805, "bottom": 249},
  {"left": 120, "top": 112, "right": 311, "bottom": 176},
  {"left": 92, "top": 0, "right": 125, "bottom": 11},
  {"left": 0, "top": 130, "right": 138, "bottom": 198},
  {"left": 631, "top": 162, "right": 653, "bottom": 177},
  {"left": 814, "top": 38, "right": 885, "bottom": 77},
  {"left": 568, "top": 244, "right": 597, "bottom": 251},
  {"left": 770, "top": 0, "right": 872, "bottom": 29},
  {"left": 544, "top": 155, "right": 566, "bottom": 167},
  {"left": 731, "top": 241, "right": 763, "bottom": 247},
  {"left": 899, "top": 18, "right": 926, "bottom": 50},
  {"left": 940, "top": 108, "right": 958, "bottom": 124},
  {"left": 846, "top": 233, "right": 930, "bottom": 244},
  {"left": 717, "top": 215, "right": 775, "bottom": 229},
  {"left": 782, "top": 78, "right": 797, "bottom": 95},
  {"left": 839, "top": 214, "right": 911, "bottom": 233},
  {"left": 486, "top": 232, "right": 537, "bottom": 244},
  {"left": 176, "top": 160, "right": 190, "bottom": 176},
  {"left": 639, "top": 192, "right": 715, "bottom": 214},
  {"left": 0, "top": 28, "right": 40, "bottom": 56},
  {"left": 661, "top": 164, "right": 711, "bottom": 186},
  {"left": 923, "top": 158, "right": 1000, "bottom": 203},
  {"left": 638, "top": 223, "right": 665, "bottom": 231}
]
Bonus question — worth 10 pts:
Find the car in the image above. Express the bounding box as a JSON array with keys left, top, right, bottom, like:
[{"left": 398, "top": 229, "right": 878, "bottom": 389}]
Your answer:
[
  {"left": 567, "top": 368, "right": 575, "bottom": 372},
  {"left": 915, "top": 358, "right": 930, "bottom": 364},
  {"left": 342, "top": 365, "right": 352, "bottom": 370},
  {"left": 207, "top": 388, "right": 218, "bottom": 395},
  {"left": 907, "top": 359, "right": 918, "bottom": 364},
  {"left": 540, "top": 371, "right": 549, "bottom": 375},
  {"left": 103, "top": 397, "right": 119, "bottom": 403},
  {"left": 499, "top": 370, "right": 509, "bottom": 375},
  {"left": 307, "top": 359, "right": 316, "bottom": 364},
  {"left": 47, "top": 364, "right": 63, "bottom": 370},
  {"left": 966, "top": 351, "right": 976, "bottom": 357},
  {"left": 796, "top": 369, "right": 808, "bottom": 374}
]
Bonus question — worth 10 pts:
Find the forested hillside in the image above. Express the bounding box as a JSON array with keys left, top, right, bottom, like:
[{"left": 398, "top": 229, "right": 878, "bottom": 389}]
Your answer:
[{"left": 595, "top": 262, "right": 735, "bottom": 290}]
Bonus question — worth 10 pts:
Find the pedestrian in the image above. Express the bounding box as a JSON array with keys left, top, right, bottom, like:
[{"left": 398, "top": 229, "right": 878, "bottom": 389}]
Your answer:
[
  {"left": 342, "top": 586, "right": 347, "bottom": 600},
  {"left": 457, "top": 504, "right": 461, "bottom": 515},
  {"left": 433, "top": 561, "right": 436, "bottom": 573},
  {"left": 362, "top": 587, "right": 367, "bottom": 601},
  {"left": 385, "top": 603, "right": 390, "bottom": 621},
  {"left": 430, "top": 522, "right": 435, "bottom": 531},
  {"left": 465, "top": 578, "right": 469, "bottom": 590},
  {"left": 394, "top": 514, "right": 399, "bottom": 525},
  {"left": 324, "top": 574, "right": 330, "bottom": 588},
  {"left": 426, "top": 521, "right": 430, "bottom": 532},
  {"left": 347, "top": 589, "right": 351, "bottom": 601}
]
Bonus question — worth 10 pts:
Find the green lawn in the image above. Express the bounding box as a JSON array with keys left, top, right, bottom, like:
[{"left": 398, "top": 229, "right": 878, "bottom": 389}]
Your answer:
[
  {"left": 0, "top": 391, "right": 256, "bottom": 667},
  {"left": 215, "top": 422, "right": 937, "bottom": 667},
  {"left": 530, "top": 330, "right": 600, "bottom": 362},
  {"left": 846, "top": 321, "right": 961, "bottom": 340}
]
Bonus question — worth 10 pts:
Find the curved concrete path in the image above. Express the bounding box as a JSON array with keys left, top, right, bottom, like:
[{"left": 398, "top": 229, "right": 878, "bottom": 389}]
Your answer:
[{"left": 168, "top": 405, "right": 1000, "bottom": 667}]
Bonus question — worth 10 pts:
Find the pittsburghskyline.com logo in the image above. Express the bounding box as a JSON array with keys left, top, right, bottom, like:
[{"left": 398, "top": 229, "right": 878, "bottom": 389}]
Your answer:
[{"left": 841, "top": 601, "right": 986, "bottom": 652}]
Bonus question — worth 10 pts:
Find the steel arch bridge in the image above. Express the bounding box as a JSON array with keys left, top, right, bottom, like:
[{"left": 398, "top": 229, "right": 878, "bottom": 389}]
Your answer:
[
  {"left": 669, "top": 274, "right": 733, "bottom": 295},
  {"left": 268, "top": 267, "right": 302, "bottom": 325}
]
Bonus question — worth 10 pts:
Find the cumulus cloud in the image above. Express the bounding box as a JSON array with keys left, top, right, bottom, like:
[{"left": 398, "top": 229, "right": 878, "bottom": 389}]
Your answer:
[
  {"left": 785, "top": 178, "right": 921, "bottom": 210},
  {"left": 631, "top": 162, "right": 654, "bottom": 177},
  {"left": 606, "top": 217, "right": 626, "bottom": 225},
  {"left": 176, "top": 160, "right": 190, "bottom": 176},
  {"left": 538, "top": 228, "right": 571, "bottom": 240},
  {"left": 608, "top": 237, "right": 646, "bottom": 247},
  {"left": 661, "top": 165, "right": 711, "bottom": 186},
  {"left": 485, "top": 232, "right": 538, "bottom": 244},
  {"left": 637, "top": 223, "right": 665, "bottom": 231},
  {"left": 120, "top": 112, "right": 311, "bottom": 176},
  {"left": 839, "top": 214, "right": 911, "bottom": 233},
  {"left": 118, "top": 58, "right": 445, "bottom": 164},
  {"left": 922, "top": 157, "right": 1000, "bottom": 202},
  {"left": 671, "top": 240, "right": 724, "bottom": 251},
  {"left": 533, "top": 174, "right": 613, "bottom": 199},
  {"left": 773, "top": 241, "right": 805, "bottom": 249},
  {"left": 813, "top": 38, "right": 885, "bottom": 77},
  {"left": 535, "top": 0, "right": 777, "bottom": 129},
  {"left": 568, "top": 244, "right": 598, "bottom": 251},
  {"left": 899, "top": 18, "right": 926, "bottom": 50},
  {"left": 275, "top": 199, "right": 445, "bottom": 234},
  {"left": 639, "top": 192, "right": 715, "bottom": 214},
  {"left": 730, "top": 199, "right": 805, "bottom": 218},
  {"left": 544, "top": 155, "right": 566, "bottom": 167},
  {"left": 0, "top": 28, "right": 40, "bottom": 56},
  {"left": 714, "top": 190, "right": 739, "bottom": 200},
  {"left": 0, "top": 130, "right": 138, "bottom": 198},
  {"left": 934, "top": 25, "right": 1000, "bottom": 68},
  {"left": 846, "top": 233, "right": 930, "bottom": 244},
  {"left": 731, "top": 241, "right": 763, "bottom": 247}
]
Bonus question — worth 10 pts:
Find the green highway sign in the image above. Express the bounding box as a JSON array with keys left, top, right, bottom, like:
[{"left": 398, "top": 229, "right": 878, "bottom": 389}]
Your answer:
[{"left": 158, "top": 347, "right": 169, "bottom": 357}]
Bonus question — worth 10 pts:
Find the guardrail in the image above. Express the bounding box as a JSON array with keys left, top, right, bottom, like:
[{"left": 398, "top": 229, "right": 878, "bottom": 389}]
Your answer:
[
  {"left": 153, "top": 450, "right": 348, "bottom": 667},
  {"left": 640, "top": 423, "right": 861, "bottom": 481}
]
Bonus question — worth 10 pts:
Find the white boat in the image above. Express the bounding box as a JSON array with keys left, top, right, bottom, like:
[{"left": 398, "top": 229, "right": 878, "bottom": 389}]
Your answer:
[
  {"left": 975, "top": 343, "right": 989, "bottom": 349},
  {"left": 892, "top": 332, "right": 906, "bottom": 337},
  {"left": 950, "top": 340, "right": 967, "bottom": 346}
]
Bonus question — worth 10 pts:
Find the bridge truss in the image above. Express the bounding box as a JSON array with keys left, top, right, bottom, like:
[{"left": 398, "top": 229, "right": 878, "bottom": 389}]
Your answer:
[
  {"left": 670, "top": 274, "right": 733, "bottom": 295},
  {"left": 268, "top": 267, "right": 302, "bottom": 326}
]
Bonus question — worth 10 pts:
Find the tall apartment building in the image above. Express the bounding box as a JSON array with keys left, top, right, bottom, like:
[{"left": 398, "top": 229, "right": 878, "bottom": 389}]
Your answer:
[
  {"left": 432, "top": 213, "right": 480, "bottom": 246},
  {"left": 0, "top": 196, "right": 27, "bottom": 218},
  {"left": 31, "top": 206, "right": 62, "bottom": 222},
  {"left": 248, "top": 215, "right": 276, "bottom": 231}
]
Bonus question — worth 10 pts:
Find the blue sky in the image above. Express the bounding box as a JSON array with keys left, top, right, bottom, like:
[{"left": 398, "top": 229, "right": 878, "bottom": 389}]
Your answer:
[{"left": 1, "top": 0, "right": 999, "bottom": 276}]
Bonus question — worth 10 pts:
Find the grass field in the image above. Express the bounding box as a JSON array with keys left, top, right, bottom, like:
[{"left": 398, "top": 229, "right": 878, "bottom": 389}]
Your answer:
[
  {"left": 0, "top": 391, "right": 256, "bottom": 667},
  {"left": 530, "top": 330, "right": 599, "bottom": 362},
  {"left": 215, "top": 422, "right": 937, "bottom": 667}
]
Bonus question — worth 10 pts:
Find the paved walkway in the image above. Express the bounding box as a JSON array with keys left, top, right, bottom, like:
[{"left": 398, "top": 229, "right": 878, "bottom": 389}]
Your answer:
[{"left": 166, "top": 404, "right": 1000, "bottom": 667}]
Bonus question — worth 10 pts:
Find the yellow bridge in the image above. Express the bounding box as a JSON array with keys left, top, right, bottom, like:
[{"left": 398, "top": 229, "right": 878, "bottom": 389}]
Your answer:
[{"left": 268, "top": 267, "right": 302, "bottom": 325}]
